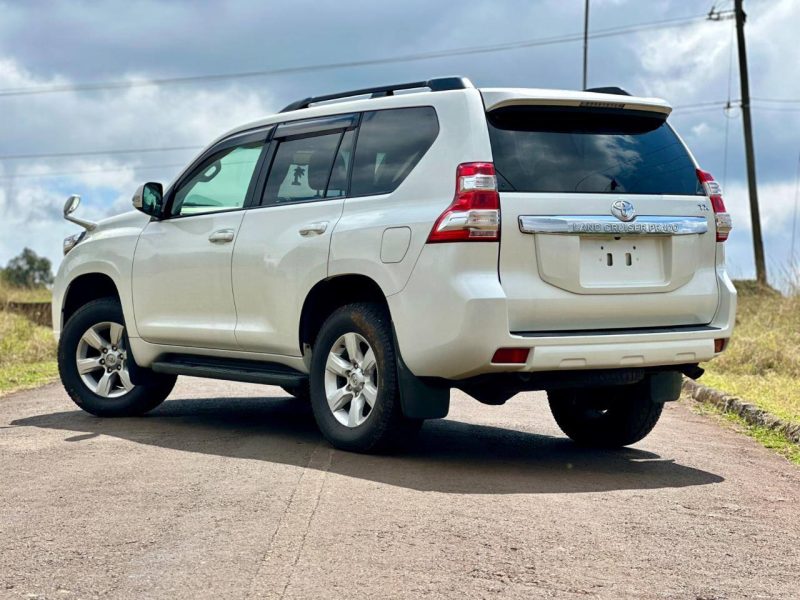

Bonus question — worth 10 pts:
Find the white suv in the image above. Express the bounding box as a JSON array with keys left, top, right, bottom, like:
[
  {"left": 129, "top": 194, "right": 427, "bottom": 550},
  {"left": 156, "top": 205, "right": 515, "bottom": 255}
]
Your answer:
[{"left": 53, "top": 77, "right": 736, "bottom": 452}]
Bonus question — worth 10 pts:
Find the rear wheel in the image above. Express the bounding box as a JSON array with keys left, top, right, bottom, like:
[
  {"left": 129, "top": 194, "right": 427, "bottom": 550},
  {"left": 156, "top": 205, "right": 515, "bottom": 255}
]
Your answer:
[
  {"left": 547, "top": 384, "right": 663, "bottom": 448},
  {"left": 58, "top": 298, "right": 176, "bottom": 417},
  {"left": 309, "top": 302, "right": 421, "bottom": 453}
]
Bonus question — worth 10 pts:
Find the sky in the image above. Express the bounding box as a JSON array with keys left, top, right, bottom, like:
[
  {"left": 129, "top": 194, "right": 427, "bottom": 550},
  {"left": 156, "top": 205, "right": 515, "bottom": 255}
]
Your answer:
[{"left": 0, "top": 0, "right": 798, "bottom": 285}]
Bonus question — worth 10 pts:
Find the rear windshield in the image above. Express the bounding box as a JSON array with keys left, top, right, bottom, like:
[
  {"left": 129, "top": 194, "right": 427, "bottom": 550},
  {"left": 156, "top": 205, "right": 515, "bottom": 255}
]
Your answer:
[{"left": 486, "top": 106, "right": 702, "bottom": 195}]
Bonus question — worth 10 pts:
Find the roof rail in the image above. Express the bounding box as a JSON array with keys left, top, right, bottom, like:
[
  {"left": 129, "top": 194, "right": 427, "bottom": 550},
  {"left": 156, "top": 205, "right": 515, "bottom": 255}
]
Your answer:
[
  {"left": 279, "top": 77, "right": 474, "bottom": 113},
  {"left": 585, "top": 86, "right": 631, "bottom": 96}
]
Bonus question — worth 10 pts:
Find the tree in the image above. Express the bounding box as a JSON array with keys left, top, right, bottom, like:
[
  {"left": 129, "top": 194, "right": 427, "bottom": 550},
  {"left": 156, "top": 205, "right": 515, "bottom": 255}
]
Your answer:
[{"left": 2, "top": 247, "right": 54, "bottom": 288}]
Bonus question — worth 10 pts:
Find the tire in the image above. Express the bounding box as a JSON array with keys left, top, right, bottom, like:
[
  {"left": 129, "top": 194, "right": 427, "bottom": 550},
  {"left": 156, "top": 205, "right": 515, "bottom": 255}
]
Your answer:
[
  {"left": 281, "top": 382, "right": 311, "bottom": 402},
  {"left": 547, "top": 384, "right": 664, "bottom": 448},
  {"left": 309, "top": 302, "right": 422, "bottom": 453},
  {"left": 58, "top": 298, "right": 176, "bottom": 417}
]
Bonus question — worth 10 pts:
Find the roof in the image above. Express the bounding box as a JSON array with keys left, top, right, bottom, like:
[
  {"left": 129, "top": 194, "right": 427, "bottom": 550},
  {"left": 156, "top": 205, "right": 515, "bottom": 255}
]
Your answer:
[{"left": 207, "top": 79, "right": 672, "bottom": 155}]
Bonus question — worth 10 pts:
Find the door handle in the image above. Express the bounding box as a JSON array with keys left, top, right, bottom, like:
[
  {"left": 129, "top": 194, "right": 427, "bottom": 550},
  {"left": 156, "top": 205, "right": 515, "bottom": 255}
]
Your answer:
[
  {"left": 298, "top": 221, "right": 329, "bottom": 237},
  {"left": 208, "top": 228, "right": 235, "bottom": 243}
]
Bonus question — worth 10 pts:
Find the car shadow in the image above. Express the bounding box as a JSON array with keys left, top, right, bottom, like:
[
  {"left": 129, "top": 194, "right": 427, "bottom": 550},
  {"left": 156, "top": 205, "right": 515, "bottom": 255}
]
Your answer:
[{"left": 11, "top": 395, "right": 724, "bottom": 494}]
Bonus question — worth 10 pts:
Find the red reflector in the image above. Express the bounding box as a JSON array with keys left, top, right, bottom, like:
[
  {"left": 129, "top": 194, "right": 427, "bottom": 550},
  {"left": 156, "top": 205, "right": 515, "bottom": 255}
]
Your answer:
[
  {"left": 491, "top": 348, "right": 530, "bottom": 364},
  {"left": 714, "top": 338, "right": 728, "bottom": 353}
]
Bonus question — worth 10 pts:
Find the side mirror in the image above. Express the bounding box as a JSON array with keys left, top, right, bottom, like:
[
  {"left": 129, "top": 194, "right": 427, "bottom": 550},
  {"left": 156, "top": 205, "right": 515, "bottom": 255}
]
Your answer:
[
  {"left": 64, "top": 194, "right": 81, "bottom": 216},
  {"left": 62, "top": 193, "right": 97, "bottom": 231},
  {"left": 132, "top": 182, "right": 163, "bottom": 217}
]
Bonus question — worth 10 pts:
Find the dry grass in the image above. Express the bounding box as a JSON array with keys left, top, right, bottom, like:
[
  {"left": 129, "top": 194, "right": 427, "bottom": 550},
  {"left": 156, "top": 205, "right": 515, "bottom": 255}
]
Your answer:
[
  {"left": 703, "top": 280, "right": 800, "bottom": 424},
  {"left": 0, "top": 280, "right": 52, "bottom": 304},
  {"left": 0, "top": 311, "right": 56, "bottom": 367},
  {"left": 0, "top": 283, "right": 56, "bottom": 395}
]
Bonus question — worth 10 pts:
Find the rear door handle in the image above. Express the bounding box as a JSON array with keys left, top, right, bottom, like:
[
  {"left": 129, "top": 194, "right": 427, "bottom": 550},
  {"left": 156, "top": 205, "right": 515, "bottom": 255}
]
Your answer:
[
  {"left": 208, "top": 228, "right": 235, "bottom": 243},
  {"left": 298, "top": 221, "right": 329, "bottom": 237}
]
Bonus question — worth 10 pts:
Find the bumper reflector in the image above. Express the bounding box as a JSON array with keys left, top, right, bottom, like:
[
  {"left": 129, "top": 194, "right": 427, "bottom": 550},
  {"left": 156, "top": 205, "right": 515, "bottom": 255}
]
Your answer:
[
  {"left": 714, "top": 338, "right": 728, "bottom": 353},
  {"left": 491, "top": 348, "right": 530, "bottom": 364}
]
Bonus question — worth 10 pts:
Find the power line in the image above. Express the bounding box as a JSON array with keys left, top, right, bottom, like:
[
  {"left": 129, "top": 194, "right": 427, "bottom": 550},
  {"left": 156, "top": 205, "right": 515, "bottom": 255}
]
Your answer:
[
  {"left": 0, "top": 99, "right": 786, "bottom": 164},
  {"left": 0, "top": 145, "right": 201, "bottom": 161},
  {"left": 0, "top": 103, "right": 749, "bottom": 164},
  {"left": 0, "top": 163, "right": 186, "bottom": 180},
  {"left": 0, "top": 15, "right": 709, "bottom": 98},
  {"left": 751, "top": 97, "right": 800, "bottom": 104},
  {"left": 752, "top": 105, "right": 800, "bottom": 112}
]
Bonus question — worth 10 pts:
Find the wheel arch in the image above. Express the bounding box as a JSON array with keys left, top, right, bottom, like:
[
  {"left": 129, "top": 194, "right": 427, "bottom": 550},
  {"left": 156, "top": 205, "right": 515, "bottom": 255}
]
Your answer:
[
  {"left": 299, "top": 274, "right": 390, "bottom": 352},
  {"left": 62, "top": 272, "right": 122, "bottom": 328}
]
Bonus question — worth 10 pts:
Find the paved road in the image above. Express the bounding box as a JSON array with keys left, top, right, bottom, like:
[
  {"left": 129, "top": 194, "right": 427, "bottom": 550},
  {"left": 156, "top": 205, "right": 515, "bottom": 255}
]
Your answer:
[{"left": 1, "top": 378, "right": 799, "bottom": 599}]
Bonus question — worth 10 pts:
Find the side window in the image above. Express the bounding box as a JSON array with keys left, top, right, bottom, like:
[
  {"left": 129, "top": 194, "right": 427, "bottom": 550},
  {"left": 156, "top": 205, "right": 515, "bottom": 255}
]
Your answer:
[
  {"left": 171, "top": 142, "right": 264, "bottom": 217},
  {"left": 262, "top": 131, "right": 344, "bottom": 205},
  {"left": 350, "top": 107, "right": 439, "bottom": 197}
]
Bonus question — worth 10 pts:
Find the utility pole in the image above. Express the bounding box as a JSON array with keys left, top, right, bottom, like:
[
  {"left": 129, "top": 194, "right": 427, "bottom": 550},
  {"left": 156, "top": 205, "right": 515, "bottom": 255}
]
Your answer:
[
  {"left": 734, "top": 0, "right": 767, "bottom": 284},
  {"left": 582, "top": 0, "right": 590, "bottom": 89}
]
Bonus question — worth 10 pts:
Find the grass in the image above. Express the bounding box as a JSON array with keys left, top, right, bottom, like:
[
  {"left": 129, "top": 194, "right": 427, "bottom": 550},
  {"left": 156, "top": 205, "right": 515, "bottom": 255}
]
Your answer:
[
  {"left": 689, "top": 399, "right": 800, "bottom": 466},
  {"left": 0, "top": 280, "right": 52, "bottom": 303},
  {"left": 0, "top": 284, "right": 57, "bottom": 395},
  {"left": 701, "top": 280, "right": 800, "bottom": 425}
]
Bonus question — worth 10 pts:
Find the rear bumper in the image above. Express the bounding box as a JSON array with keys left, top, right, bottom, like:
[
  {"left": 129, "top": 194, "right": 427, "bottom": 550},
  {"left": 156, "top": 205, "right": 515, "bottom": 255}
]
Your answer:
[{"left": 388, "top": 244, "right": 736, "bottom": 380}]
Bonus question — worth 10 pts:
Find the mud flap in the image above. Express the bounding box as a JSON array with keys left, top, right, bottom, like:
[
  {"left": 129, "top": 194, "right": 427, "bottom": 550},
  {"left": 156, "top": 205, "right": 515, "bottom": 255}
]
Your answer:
[
  {"left": 648, "top": 371, "right": 682, "bottom": 403},
  {"left": 393, "top": 335, "right": 450, "bottom": 419}
]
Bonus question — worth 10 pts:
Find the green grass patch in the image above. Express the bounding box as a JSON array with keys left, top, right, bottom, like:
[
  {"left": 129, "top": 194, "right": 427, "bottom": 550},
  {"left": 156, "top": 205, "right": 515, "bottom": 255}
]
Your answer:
[
  {"left": 0, "top": 308, "right": 57, "bottom": 396},
  {"left": 701, "top": 371, "right": 800, "bottom": 425},
  {"left": 0, "top": 360, "right": 58, "bottom": 395},
  {"left": 689, "top": 399, "right": 800, "bottom": 466}
]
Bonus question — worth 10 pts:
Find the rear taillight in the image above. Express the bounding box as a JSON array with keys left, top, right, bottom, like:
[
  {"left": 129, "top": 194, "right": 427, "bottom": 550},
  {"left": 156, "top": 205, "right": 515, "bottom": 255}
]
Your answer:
[
  {"left": 427, "top": 162, "right": 500, "bottom": 243},
  {"left": 697, "top": 169, "right": 732, "bottom": 242}
]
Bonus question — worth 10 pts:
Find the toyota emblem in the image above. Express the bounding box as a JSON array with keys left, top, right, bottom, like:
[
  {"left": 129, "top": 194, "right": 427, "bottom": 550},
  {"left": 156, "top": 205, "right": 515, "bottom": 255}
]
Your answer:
[{"left": 611, "top": 200, "right": 636, "bottom": 222}]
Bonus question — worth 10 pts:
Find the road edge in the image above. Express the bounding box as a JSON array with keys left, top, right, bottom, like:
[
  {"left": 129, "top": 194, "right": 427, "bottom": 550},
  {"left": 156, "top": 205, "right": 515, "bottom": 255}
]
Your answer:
[{"left": 682, "top": 378, "right": 800, "bottom": 446}]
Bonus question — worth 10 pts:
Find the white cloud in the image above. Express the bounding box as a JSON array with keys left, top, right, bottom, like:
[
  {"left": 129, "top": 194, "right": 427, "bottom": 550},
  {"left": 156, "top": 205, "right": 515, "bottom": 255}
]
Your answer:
[{"left": 0, "top": 56, "right": 275, "bottom": 267}]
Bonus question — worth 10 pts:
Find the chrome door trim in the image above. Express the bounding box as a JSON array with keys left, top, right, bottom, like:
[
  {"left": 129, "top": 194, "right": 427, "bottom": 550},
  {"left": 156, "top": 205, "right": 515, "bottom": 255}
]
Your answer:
[{"left": 518, "top": 215, "right": 708, "bottom": 236}]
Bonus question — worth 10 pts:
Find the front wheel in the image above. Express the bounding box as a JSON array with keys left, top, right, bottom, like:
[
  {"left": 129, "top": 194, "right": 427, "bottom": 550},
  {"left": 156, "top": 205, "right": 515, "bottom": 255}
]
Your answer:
[
  {"left": 309, "top": 303, "right": 422, "bottom": 453},
  {"left": 547, "top": 384, "right": 664, "bottom": 448},
  {"left": 58, "top": 298, "right": 176, "bottom": 417}
]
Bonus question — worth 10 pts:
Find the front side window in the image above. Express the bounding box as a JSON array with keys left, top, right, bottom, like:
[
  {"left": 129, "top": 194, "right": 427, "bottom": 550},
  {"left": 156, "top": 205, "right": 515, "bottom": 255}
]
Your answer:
[
  {"left": 262, "top": 130, "right": 346, "bottom": 205},
  {"left": 350, "top": 107, "right": 439, "bottom": 197},
  {"left": 171, "top": 141, "right": 264, "bottom": 216}
]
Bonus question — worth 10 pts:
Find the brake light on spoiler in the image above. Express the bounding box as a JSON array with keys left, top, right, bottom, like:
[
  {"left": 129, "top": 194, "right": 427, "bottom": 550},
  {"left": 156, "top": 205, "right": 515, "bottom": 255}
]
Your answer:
[
  {"left": 427, "top": 162, "right": 500, "bottom": 243},
  {"left": 697, "top": 169, "right": 732, "bottom": 242}
]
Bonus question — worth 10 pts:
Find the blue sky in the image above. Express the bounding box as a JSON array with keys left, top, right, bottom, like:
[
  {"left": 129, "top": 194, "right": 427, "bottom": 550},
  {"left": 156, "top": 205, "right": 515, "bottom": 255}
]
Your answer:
[{"left": 0, "top": 0, "right": 798, "bottom": 284}]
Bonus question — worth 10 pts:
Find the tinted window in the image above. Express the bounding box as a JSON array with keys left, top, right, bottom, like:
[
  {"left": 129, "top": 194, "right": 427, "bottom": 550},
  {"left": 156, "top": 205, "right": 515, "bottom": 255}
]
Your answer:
[
  {"left": 351, "top": 107, "right": 439, "bottom": 196},
  {"left": 172, "top": 142, "right": 264, "bottom": 216},
  {"left": 487, "top": 107, "right": 701, "bottom": 195},
  {"left": 262, "top": 131, "right": 343, "bottom": 205}
]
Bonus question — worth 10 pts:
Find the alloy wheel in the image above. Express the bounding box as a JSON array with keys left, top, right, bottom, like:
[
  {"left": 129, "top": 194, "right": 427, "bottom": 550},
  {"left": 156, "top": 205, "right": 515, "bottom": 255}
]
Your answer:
[
  {"left": 323, "top": 332, "right": 378, "bottom": 427},
  {"left": 75, "top": 321, "right": 134, "bottom": 398}
]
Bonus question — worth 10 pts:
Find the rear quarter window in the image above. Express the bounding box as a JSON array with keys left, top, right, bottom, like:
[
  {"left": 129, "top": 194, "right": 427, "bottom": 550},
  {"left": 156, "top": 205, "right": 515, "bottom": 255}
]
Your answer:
[
  {"left": 350, "top": 106, "right": 439, "bottom": 197},
  {"left": 486, "top": 106, "right": 702, "bottom": 196}
]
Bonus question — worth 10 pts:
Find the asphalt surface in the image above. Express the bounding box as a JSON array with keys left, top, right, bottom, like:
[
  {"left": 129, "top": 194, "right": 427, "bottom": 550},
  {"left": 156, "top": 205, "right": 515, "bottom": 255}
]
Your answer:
[{"left": 1, "top": 378, "right": 799, "bottom": 599}]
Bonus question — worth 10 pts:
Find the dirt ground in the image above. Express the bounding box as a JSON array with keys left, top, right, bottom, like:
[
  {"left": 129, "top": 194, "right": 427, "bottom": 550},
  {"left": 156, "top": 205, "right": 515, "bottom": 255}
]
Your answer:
[{"left": 2, "top": 378, "right": 799, "bottom": 599}]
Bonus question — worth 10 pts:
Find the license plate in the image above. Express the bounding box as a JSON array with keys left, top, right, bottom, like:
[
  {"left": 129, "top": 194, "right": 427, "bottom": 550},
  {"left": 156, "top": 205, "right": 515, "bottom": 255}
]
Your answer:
[{"left": 579, "top": 237, "right": 667, "bottom": 286}]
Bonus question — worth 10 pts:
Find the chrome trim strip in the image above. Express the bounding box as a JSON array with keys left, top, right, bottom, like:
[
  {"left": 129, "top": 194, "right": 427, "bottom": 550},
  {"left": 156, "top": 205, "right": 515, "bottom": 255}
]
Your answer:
[{"left": 518, "top": 215, "right": 708, "bottom": 236}]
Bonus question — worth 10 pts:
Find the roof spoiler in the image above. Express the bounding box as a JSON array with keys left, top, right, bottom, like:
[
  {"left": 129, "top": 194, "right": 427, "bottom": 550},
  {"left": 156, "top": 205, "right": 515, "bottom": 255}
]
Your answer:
[{"left": 584, "top": 86, "right": 632, "bottom": 96}]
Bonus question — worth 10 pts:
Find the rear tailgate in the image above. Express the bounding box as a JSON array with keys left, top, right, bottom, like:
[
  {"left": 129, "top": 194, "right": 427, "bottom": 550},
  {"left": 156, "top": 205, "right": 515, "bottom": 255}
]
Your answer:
[{"left": 481, "top": 90, "right": 719, "bottom": 333}]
